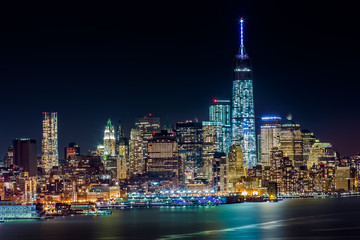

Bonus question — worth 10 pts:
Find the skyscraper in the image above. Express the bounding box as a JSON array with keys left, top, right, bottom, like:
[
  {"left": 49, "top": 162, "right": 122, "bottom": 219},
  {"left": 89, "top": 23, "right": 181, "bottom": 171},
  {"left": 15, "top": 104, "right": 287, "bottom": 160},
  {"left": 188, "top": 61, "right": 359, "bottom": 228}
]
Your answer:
[
  {"left": 64, "top": 142, "right": 80, "bottom": 161},
  {"left": 260, "top": 116, "right": 281, "bottom": 166},
  {"left": 41, "top": 112, "right": 58, "bottom": 174},
  {"left": 280, "top": 119, "right": 303, "bottom": 167},
  {"left": 104, "top": 119, "right": 116, "bottom": 157},
  {"left": 231, "top": 18, "right": 257, "bottom": 169},
  {"left": 209, "top": 99, "right": 231, "bottom": 154},
  {"left": 13, "top": 138, "right": 37, "bottom": 176}
]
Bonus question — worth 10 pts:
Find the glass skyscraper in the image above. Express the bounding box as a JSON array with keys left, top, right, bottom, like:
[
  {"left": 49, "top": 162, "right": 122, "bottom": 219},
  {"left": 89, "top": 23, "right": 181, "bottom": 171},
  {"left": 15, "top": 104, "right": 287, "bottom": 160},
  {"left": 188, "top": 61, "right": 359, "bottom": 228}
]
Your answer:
[
  {"left": 41, "top": 112, "right": 58, "bottom": 173},
  {"left": 231, "top": 18, "right": 257, "bottom": 168},
  {"left": 209, "top": 99, "right": 231, "bottom": 154}
]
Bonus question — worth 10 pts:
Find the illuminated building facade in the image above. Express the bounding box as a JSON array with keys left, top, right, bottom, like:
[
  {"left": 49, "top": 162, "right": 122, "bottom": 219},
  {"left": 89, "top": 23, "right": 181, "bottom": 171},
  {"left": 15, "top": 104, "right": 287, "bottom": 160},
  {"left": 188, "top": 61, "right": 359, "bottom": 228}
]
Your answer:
[
  {"left": 202, "top": 121, "right": 221, "bottom": 180},
  {"left": 209, "top": 99, "right": 231, "bottom": 154},
  {"left": 260, "top": 116, "right": 281, "bottom": 166},
  {"left": 307, "top": 142, "right": 335, "bottom": 169},
  {"left": 129, "top": 128, "right": 143, "bottom": 174},
  {"left": 13, "top": 138, "right": 37, "bottom": 176},
  {"left": 227, "top": 145, "right": 246, "bottom": 192},
  {"left": 64, "top": 142, "right": 80, "bottom": 160},
  {"left": 135, "top": 115, "right": 161, "bottom": 167},
  {"left": 41, "top": 112, "right": 59, "bottom": 174},
  {"left": 3, "top": 146, "right": 14, "bottom": 168},
  {"left": 175, "top": 121, "right": 203, "bottom": 180},
  {"left": 104, "top": 119, "right": 116, "bottom": 157},
  {"left": 212, "top": 152, "right": 227, "bottom": 192},
  {"left": 302, "top": 130, "right": 317, "bottom": 165},
  {"left": 231, "top": 18, "right": 257, "bottom": 168},
  {"left": 280, "top": 119, "right": 303, "bottom": 168},
  {"left": 146, "top": 130, "right": 184, "bottom": 187},
  {"left": 117, "top": 137, "right": 129, "bottom": 179}
]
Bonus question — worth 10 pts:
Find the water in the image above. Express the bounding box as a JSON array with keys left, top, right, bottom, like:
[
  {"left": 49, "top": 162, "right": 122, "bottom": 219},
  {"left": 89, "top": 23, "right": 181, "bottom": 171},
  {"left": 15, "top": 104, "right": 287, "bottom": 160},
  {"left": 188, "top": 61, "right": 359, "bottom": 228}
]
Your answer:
[{"left": 1, "top": 197, "right": 360, "bottom": 240}]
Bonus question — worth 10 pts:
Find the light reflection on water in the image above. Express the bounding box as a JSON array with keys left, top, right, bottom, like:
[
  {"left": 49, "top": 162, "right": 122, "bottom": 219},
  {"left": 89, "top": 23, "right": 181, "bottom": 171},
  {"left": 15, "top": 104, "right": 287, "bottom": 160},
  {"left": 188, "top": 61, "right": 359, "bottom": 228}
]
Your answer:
[{"left": 1, "top": 198, "right": 360, "bottom": 240}]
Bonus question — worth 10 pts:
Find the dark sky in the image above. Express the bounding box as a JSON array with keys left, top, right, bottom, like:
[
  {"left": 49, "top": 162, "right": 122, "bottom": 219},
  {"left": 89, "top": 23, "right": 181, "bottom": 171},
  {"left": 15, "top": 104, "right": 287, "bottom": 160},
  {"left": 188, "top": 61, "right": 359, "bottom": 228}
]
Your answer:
[{"left": 0, "top": 1, "right": 359, "bottom": 158}]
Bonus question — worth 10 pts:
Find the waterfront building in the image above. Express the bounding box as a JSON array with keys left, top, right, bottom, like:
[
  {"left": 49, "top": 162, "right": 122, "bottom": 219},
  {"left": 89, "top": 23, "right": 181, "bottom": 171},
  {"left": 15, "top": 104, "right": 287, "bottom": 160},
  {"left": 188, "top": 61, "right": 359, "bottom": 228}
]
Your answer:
[
  {"left": 41, "top": 112, "right": 59, "bottom": 174},
  {"left": 212, "top": 152, "right": 228, "bottom": 192},
  {"left": 227, "top": 145, "right": 246, "bottom": 192},
  {"left": 104, "top": 119, "right": 116, "bottom": 157},
  {"left": 64, "top": 142, "right": 80, "bottom": 161},
  {"left": 209, "top": 99, "right": 231, "bottom": 154},
  {"left": 13, "top": 138, "right": 37, "bottom": 176},
  {"left": 146, "top": 130, "right": 184, "bottom": 188},
  {"left": 335, "top": 167, "right": 351, "bottom": 191},
  {"left": 280, "top": 119, "right": 303, "bottom": 168},
  {"left": 175, "top": 121, "right": 203, "bottom": 180},
  {"left": 260, "top": 116, "right": 281, "bottom": 167},
  {"left": 302, "top": 130, "right": 317, "bottom": 165},
  {"left": 231, "top": 18, "right": 257, "bottom": 169},
  {"left": 0, "top": 177, "right": 4, "bottom": 200},
  {"left": 202, "top": 121, "right": 222, "bottom": 180}
]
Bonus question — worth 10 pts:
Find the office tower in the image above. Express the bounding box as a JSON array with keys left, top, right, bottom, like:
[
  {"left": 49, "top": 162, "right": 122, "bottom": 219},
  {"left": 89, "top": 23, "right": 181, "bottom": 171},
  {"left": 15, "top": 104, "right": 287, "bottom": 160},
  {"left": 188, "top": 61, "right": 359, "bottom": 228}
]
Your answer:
[
  {"left": 307, "top": 142, "right": 335, "bottom": 168},
  {"left": 0, "top": 177, "right": 4, "bottom": 200},
  {"left": 42, "top": 112, "right": 59, "bottom": 174},
  {"left": 335, "top": 167, "right": 351, "bottom": 191},
  {"left": 280, "top": 119, "right": 303, "bottom": 167},
  {"left": 212, "top": 152, "right": 228, "bottom": 192},
  {"left": 117, "top": 137, "right": 129, "bottom": 179},
  {"left": 175, "top": 121, "right": 203, "bottom": 180},
  {"left": 64, "top": 142, "right": 80, "bottom": 160},
  {"left": 135, "top": 115, "right": 161, "bottom": 166},
  {"left": 3, "top": 146, "right": 14, "bottom": 168},
  {"left": 146, "top": 130, "right": 184, "bottom": 187},
  {"left": 129, "top": 128, "right": 142, "bottom": 174},
  {"left": 116, "top": 120, "right": 125, "bottom": 142},
  {"left": 260, "top": 116, "right": 281, "bottom": 166},
  {"left": 302, "top": 130, "right": 317, "bottom": 165},
  {"left": 202, "top": 121, "right": 221, "bottom": 180},
  {"left": 231, "top": 18, "right": 256, "bottom": 168},
  {"left": 227, "top": 145, "right": 246, "bottom": 192},
  {"left": 13, "top": 139, "right": 37, "bottom": 176},
  {"left": 104, "top": 119, "right": 116, "bottom": 157},
  {"left": 209, "top": 99, "right": 231, "bottom": 154}
]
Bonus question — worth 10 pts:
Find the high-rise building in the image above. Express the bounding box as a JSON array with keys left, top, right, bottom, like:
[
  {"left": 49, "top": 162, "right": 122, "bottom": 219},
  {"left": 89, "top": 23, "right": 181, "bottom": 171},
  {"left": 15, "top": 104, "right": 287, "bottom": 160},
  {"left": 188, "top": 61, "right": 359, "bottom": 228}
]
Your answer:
[
  {"left": 302, "top": 130, "right": 317, "bottom": 165},
  {"left": 13, "top": 139, "right": 37, "bottom": 176},
  {"left": 280, "top": 119, "right": 303, "bottom": 167},
  {"left": 146, "top": 130, "right": 184, "bottom": 188},
  {"left": 129, "top": 128, "right": 143, "bottom": 174},
  {"left": 307, "top": 142, "right": 335, "bottom": 169},
  {"left": 260, "top": 116, "right": 281, "bottom": 167},
  {"left": 209, "top": 99, "right": 231, "bottom": 154},
  {"left": 41, "top": 112, "right": 58, "bottom": 174},
  {"left": 175, "top": 121, "right": 203, "bottom": 180},
  {"left": 3, "top": 146, "right": 14, "bottom": 168},
  {"left": 64, "top": 142, "right": 80, "bottom": 161},
  {"left": 135, "top": 115, "right": 161, "bottom": 168},
  {"left": 104, "top": 119, "right": 116, "bottom": 157},
  {"left": 202, "top": 121, "right": 221, "bottom": 180},
  {"left": 231, "top": 18, "right": 257, "bottom": 168},
  {"left": 117, "top": 137, "right": 129, "bottom": 179},
  {"left": 227, "top": 145, "right": 246, "bottom": 192}
]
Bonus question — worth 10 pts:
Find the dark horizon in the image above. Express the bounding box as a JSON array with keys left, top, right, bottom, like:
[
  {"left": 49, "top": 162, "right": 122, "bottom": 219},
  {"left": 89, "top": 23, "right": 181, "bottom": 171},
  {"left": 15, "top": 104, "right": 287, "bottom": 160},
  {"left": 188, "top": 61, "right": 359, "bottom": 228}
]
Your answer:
[{"left": 1, "top": 1, "right": 359, "bottom": 159}]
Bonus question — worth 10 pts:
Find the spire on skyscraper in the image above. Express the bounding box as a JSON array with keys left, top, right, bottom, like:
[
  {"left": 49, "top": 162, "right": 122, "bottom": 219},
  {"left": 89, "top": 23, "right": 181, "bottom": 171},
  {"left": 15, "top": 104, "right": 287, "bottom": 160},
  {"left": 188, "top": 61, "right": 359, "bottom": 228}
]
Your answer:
[{"left": 237, "top": 17, "right": 248, "bottom": 59}]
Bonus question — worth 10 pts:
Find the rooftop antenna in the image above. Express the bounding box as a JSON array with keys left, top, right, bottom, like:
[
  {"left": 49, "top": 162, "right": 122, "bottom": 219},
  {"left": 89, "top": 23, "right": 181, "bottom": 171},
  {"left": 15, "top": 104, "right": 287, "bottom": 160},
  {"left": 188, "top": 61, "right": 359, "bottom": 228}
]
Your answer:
[{"left": 238, "top": 17, "right": 248, "bottom": 59}]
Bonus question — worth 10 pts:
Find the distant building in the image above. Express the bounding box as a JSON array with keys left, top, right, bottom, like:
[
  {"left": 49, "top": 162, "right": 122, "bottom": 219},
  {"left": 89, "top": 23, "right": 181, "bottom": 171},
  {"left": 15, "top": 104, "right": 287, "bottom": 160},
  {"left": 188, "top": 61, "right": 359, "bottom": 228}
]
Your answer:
[
  {"left": 308, "top": 142, "right": 335, "bottom": 169},
  {"left": 13, "top": 139, "right": 37, "bottom": 176},
  {"left": 280, "top": 119, "right": 303, "bottom": 167},
  {"left": 202, "top": 121, "right": 221, "bottom": 180},
  {"left": 335, "top": 167, "right": 351, "bottom": 191},
  {"left": 3, "top": 146, "right": 14, "bottom": 168},
  {"left": 117, "top": 137, "right": 129, "bottom": 180},
  {"left": 146, "top": 130, "right": 184, "bottom": 188},
  {"left": 41, "top": 112, "right": 59, "bottom": 173},
  {"left": 302, "top": 130, "right": 317, "bottom": 165},
  {"left": 129, "top": 128, "right": 143, "bottom": 174},
  {"left": 212, "top": 152, "right": 228, "bottom": 192},
  {"left": 227, "top": 145, "right": 246, "bottom": 192},
  {"left": 175, "top": 121, "right": 203, "bottom": 180},
  {"left": 104, "top": 119, "right": 116, "bottom": 157},
  {"left": 260, "top": 116, "right": 281, "bottom": 166},
  {"left": 209, "top": 99, "right": 231, "bottom": 154},
  {"left": 64, "top": 142, "right": 80, "bottom": 161}
]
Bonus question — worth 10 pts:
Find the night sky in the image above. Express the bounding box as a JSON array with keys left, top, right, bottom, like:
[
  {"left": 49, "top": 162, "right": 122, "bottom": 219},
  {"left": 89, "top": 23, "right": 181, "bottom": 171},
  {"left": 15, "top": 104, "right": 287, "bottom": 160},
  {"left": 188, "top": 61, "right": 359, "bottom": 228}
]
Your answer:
[{"left": 0, "top": 1, "right": 359, "bottom": 159}]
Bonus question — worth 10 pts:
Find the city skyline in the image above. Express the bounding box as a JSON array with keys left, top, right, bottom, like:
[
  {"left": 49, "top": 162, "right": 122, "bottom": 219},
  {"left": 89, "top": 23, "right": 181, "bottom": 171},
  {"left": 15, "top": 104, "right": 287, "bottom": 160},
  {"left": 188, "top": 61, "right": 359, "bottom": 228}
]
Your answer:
[{"left": 1, "top": 1, "right": 360, "bottom": 159}]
